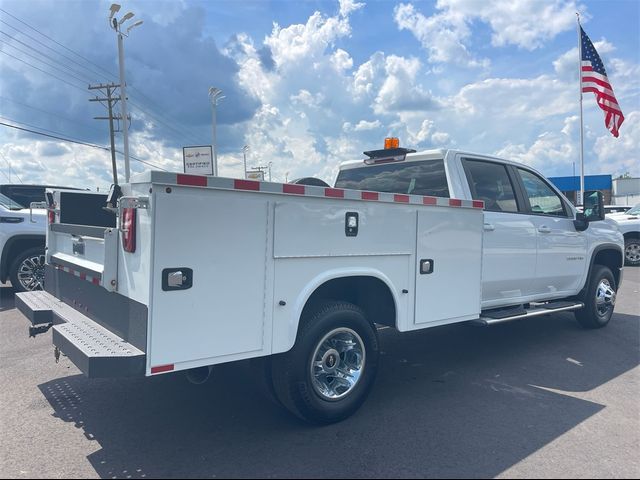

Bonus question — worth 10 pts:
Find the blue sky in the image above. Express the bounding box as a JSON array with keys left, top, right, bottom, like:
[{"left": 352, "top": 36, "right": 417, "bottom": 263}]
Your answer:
[{"left": 1, "top": 0, "right": 638, "bottom": 188}]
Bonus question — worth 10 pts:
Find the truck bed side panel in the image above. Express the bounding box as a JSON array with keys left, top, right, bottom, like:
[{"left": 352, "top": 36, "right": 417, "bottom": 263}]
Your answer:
[{"left": 148, "top": 187, "right": 269, "bottom": 370}]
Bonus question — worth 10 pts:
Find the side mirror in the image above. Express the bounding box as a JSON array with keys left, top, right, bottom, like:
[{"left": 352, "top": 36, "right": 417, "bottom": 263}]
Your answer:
[
  {"left": 574, "top": 212, "right": 589, "bottom": 231},
  {"left": 583, "top": 190, "right": 605, "bottom": 222}
]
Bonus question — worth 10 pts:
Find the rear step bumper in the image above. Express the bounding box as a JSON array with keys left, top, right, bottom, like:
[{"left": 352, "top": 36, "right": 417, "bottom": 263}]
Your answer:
[
  {"left": 16, "top": 291, "right": 145, "bottom": 378},
  {"left": 472, "top": 300, "right": 584, "bottom": 326}
]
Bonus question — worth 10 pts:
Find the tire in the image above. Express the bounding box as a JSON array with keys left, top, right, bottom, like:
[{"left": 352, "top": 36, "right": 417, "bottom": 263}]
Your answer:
[
  {"left": 249, "top": 356, "right": 283, "bottom": 407},
  {"left": 9, "top": 247, "right": 46, "bottom": 293},
  {"left": 624, "top": 238, "right": 640, "bottom": 266},
  {"left": 271, "top": 300, "right": 379, "bottom": 424},
  {"left": 575, "top": 265, "right": 617, "bottom": 329}
]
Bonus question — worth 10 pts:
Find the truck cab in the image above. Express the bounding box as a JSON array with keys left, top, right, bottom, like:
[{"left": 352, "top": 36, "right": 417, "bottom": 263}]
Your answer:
[{"left": 336, "top": 148, "right": 624, "bottom": 311}]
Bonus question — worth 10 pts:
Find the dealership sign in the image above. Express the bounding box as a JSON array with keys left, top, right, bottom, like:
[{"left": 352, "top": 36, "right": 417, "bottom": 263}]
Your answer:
[{"left": 183, "top": 146, "right": 214, "bottom": 175}]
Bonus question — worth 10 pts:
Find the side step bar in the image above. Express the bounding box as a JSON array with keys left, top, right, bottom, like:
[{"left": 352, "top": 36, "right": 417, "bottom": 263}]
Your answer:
[{"left": 472, "top": 300, "right": 584, "bottom": 326}]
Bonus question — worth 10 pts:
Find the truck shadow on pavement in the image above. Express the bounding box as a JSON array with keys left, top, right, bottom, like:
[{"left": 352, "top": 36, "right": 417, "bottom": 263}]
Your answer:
[{"left": 37, "top": 311, "right": 639, "bottom": 479}]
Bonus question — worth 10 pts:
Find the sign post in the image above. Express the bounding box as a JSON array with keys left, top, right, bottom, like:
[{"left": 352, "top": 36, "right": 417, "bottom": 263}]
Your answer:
[{"left": 183, "top": 146, "right": 214, "bottom": 175}]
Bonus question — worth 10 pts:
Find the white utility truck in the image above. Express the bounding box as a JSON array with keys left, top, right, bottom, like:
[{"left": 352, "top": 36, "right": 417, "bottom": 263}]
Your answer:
[{"left": 17, "top": 144, "right": 624, "bottom": 424}]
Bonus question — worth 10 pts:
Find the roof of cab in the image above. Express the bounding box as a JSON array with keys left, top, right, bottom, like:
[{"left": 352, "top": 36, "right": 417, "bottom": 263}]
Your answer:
[{"left": 339, "top": 148, "right": 447, "bottom": 171}]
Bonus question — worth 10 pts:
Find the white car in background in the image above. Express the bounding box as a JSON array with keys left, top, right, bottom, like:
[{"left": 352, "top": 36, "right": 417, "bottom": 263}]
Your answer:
[
  {"left": 608, "top": 204, "right": 640, "bottom": 266},
  {"left": 0, "top": 193, "right": 47, "bottom": 292}
]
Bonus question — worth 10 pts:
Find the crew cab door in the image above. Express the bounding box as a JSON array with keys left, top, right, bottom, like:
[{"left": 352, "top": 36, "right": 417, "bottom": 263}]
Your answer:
[
  {"left": 513, "top": 168, "right": 587, "bottom": 295},
  {"left": 460, "top": 158, "right": 538, "bottom": 307}
]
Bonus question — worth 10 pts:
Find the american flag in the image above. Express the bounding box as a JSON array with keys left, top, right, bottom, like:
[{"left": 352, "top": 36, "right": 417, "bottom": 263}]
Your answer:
[{"left": 581, "top": 26, "right": 624, "bottom": 137}]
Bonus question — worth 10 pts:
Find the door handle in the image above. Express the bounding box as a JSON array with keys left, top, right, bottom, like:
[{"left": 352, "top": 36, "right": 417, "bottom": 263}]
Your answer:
[
  {"left": 483, "top": 223, "right": 495, "bottom": 231},
  {"left": 538, "top": 225, "right": 551, "bottom": 233}
]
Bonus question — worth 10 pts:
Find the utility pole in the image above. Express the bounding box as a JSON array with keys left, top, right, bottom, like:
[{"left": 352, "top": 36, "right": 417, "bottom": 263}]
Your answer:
[{"left": 89, "top": 83, "right": 121, "bottom": 185}]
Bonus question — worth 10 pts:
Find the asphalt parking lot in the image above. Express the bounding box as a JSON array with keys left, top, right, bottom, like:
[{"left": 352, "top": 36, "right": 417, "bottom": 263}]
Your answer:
[{"left": 1, "top": 269, "right": 639, "bottom": 479}]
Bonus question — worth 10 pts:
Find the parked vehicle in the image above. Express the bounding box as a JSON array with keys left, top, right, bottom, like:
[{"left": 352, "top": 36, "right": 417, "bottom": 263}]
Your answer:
[
  {"left": 16, "top": 144, "right": 624, "bottom": 424},
  {"left": 0, "top": 184, "right": 84, "bottom": 208},
  {"left": 0, "top": 193, "right": 46, "bottom": 292},
  {"left": 604, "top": 205, "right": 632, "bottom": 215},
  {"left": 608, "top": 204, "right": 640, "bottom": 266}
]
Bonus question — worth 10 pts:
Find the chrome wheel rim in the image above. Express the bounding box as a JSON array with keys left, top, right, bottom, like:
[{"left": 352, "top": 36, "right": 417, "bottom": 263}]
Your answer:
[
  {"left": 310, "top": 328, "right": 366, "bottom": 401},
  {"left": 595, "top": 279, "right": 615, "bottom": 316},
  {"left": 625, "top": 242, "right": 640, "bottom": 263},
  {"left": 17, "top": 254, "right": 45, "bottom": 291}
]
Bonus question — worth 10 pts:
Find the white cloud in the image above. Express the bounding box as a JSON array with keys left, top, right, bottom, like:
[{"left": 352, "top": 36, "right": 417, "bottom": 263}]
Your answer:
[
  {"left": 395, "top": 1, "right": 584, "bottom": 68},
  {"left": 331, "top": 49, "right": 354, "bottom": 72},
  {"left": 495, "top": 117, "right": 577, "bottom": 172},
  {"left": 593, "top": 110, "right": 640, "bottom": 177},
  {"left": 553, "top": 40, "right": 615, "bottom": 80},
  {"left": 394, "top": 3, "right": 489, "bottom": 68},
  {"left": 354, "top": 120, "right": 382, "bottom": 131},
  {"left": 373, "top": 55, "right": 441, "bottom": 114},
  {"left": 339, "top": 0, "right": 365, "bottom": 18}
]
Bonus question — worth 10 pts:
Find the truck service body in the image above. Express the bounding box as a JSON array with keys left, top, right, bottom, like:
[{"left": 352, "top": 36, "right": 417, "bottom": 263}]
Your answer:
[{"left": 17, "top": 147, "right": 625, "bottom": 423}]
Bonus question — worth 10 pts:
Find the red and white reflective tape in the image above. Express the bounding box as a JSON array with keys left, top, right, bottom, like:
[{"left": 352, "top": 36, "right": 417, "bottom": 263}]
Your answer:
[
  {"left": 148, "top": 172, "right": 484, "bottom": 210},
  {"left": 151, "top": 364, "right": 174, "bottom": 375},
  {"left": 53, "top": 264, "right": 101, "bottom": 286}
]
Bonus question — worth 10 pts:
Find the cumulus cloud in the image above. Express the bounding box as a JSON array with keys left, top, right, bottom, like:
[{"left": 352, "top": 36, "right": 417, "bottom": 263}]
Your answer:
[
  {"left": 593, "top": 110, "right": 640, "bottom": 176},
  {"left": 395, "top": 0, "right": 584, "bottom": 68},
  {"left": 394, "top": 3, "right": 489, "bottom": 69}
]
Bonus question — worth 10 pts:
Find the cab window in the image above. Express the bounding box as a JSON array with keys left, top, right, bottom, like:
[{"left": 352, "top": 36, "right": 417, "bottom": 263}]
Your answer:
[
  {"left": 517, "top": 169, "right": 567, "bottom": 217},
  {"left": 462, "top": 159, "right": 519, "bottom": 213}
]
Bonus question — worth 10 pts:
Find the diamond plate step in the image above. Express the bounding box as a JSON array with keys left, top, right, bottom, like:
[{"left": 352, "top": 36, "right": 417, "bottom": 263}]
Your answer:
[{"left": 16, "top": 290, "right": 145, "bottom": 378}]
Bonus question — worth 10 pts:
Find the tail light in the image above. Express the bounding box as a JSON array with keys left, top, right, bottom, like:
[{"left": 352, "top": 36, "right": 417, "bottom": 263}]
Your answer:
[
  {"left": 48, "top": 203, "right": 56, "bottom": 224},
  {"left": 122, "top": 208, "right": 136, "bottom": 253}
]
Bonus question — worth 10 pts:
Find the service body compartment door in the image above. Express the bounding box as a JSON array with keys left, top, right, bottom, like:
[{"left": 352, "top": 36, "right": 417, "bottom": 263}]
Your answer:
[
  {"left": 148, "top": 187, "right": 269, "bottom": 371},
  {"left": 414, "top": 207, "right": 483, "bottom": 327}
]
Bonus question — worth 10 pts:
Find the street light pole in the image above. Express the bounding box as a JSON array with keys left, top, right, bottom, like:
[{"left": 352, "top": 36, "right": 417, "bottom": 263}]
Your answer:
[
  {"left": 109, "top": 4, "right": 142, "bottom": 183},
  {"left": 209, "top": 87, "right": 225, "bottom": 177},
  {"left": 242, "top": 145, "right": 249, "bottom": 179},
  {"left": 117, "top": 31, "right": 130, "bottom": 182}
]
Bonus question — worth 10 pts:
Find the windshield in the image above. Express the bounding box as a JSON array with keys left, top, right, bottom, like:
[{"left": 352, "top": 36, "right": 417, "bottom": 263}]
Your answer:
[
  {"left": 626, "top": 204, "right": 640, "bottom": 215},
  {"left": 335, "top": 160, "right": 450, "bottom": 197},
  {"left": 0, "top": 192, "right": 25, "bottom": 210}
]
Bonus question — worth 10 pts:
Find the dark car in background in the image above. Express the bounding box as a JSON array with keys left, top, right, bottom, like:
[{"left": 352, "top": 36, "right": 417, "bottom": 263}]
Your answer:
[{"left": 0, "top": 184, "right": 85, "bottom": 207}]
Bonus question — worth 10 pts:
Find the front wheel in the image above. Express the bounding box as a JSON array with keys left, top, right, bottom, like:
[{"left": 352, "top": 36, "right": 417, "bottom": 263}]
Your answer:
[
  {"left": 271, "top": 301, "right": 379, "bottom": 424},
  {"left": 575, "top": 265, "right": 617, "bottom": 329},
  {"left": 9, "top": 247, "right": 46, "bottom": 293},
  {"left": 624, "top": 238, "right": 640, "bottom": 266}
]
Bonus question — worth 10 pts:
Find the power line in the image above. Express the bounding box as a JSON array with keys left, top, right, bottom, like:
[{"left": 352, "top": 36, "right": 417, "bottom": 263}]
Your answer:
[
  {"left": 0, "top": 119, "right": 109, "bottom": 149},
  {"left": 0, "top": 49, "right": 88, "bottom": 93},
  {"left": 0, "top": 39, "right": 93, "bottom": 87},
  {"left": 1, "top": 13, "right": 202, "bottom": 145},
  {"left": 1, "top": 9, "right": 208, "bottom": 149},
  {"left": 0, "top": 7, "right": 119, "bottom": 82},
  {"left": 0, "top": 151, "right": 23, "bottom": 183},
  {"left": 0, "top": 120, "right": 171, "bottom": 171},
  {"left": 0, "top": 30, "right": 97, "bottom": 84},
  {"left": 0, "top": 96, "right": 105, "bottom": 135},
  {"left": 0, "top": 18, "right": 108, "bottom": 82}
]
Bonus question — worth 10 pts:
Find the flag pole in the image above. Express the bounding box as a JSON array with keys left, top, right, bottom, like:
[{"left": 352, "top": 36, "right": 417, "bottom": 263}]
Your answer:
[{"left": 577, "top": 12, "right": 585, "bottom": 206}]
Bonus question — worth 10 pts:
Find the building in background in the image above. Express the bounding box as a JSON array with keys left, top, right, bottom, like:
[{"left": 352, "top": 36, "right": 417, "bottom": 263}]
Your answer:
[
  {"left": 612, "top": 177, "right": 640, "bottom": 206},
  {"left": 548, "top": 175, "right": 612, "bottom": 205}
]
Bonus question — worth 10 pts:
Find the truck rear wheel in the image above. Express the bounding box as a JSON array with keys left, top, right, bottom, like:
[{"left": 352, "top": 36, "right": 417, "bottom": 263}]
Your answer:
[
  {"left": 575, "top": 265, "right": 617, "bottom": 329},
  {"left": 271, "top": 301, "right": 379, "bottom": 424}
]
